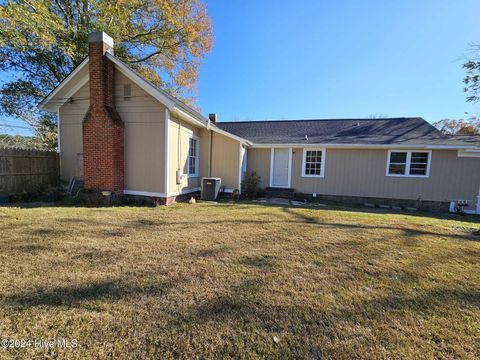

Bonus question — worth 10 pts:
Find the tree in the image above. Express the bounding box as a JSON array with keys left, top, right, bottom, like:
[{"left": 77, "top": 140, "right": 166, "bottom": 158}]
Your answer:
[
  {"left": 0, "top": 0, "right": 213, "bottom": 149},
  {"left": 433, "top": 117, "right": 480, "bottom": 135},
  {"left": 463, "top": 45, "right": 480, "bottom": 103},
  {"left": 0, "top": 133, "right": 46, "bottom": 149}
]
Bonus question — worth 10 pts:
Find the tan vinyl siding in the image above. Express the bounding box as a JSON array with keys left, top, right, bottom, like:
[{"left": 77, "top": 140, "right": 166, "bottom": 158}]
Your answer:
[
  {"left": 210, "top": 132, "right": 241, "bottom": 190},
  {"left": 58, "top": 82, "right": 89, "bottom": 181},
  {"left": 247, "top": 148, "right": 271, "bottom": 188},
  {"left": 116, "top": 71, "right": 166, "bottom": 194},
  {"left": 199, "top": 129, "right": 211, "bottom": 177},
  {"left": 291, "top": 148, "right": 480, "bottom": 207},
  {"left": 59, "top": 71, "right": 167, "bottom": 193},
  {"left": 168, "top": 115, "right": 201, "bottom": 194},
  {"left": 247, "top": 147, "right": 480, "bottom": 209}
]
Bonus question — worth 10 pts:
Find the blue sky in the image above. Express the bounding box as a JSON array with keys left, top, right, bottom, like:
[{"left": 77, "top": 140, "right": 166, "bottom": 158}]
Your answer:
[
  {"left": 197, "top": 0, "right": 480, "bottom": 123},
  {"left": 1, "top": 0, "right": 479, "bottom": 135}
]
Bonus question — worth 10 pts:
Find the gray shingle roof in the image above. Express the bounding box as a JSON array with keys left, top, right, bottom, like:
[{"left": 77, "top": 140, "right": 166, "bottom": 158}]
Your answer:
[{"left": 216, "top": 117, "right": 480, "bottom": 147}]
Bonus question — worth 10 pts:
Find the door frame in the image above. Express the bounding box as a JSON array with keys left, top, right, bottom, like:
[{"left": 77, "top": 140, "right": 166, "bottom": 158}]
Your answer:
[{"left": 269, "top": 147, "right": 293, "bottom": 188}]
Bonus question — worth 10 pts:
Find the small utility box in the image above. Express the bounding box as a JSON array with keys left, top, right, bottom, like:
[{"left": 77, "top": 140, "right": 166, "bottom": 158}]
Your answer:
[{"left": 202, "top": 177, "right": 221, "bottom": 200}]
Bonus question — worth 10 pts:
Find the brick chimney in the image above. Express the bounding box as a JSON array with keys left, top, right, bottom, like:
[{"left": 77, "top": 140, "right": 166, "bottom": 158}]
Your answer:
[
  {"left": 83, "top": 32, "right": 124, "bottom": 193},
  {"left": 208, "top": 113, "right": 217, "bottom": 123}
]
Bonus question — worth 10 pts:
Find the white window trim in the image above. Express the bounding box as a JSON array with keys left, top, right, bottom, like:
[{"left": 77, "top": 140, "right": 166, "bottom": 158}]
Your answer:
[
  {"left": 187, "top": 134, "right": 200, "bottom": 178},
  {"left": 301, "top": 148, "right": 326, "bottom": 178},
  {"left": 386, "top": 150, "right": 432, "bottom": 178}
]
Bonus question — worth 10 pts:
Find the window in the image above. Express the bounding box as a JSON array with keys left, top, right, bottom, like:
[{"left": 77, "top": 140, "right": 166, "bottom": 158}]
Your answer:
[
  {"left": 188, "top": 136, "right": 199, "bottom": 176},
  {"left": 388, "top": 152, "right": 407, "bottom": 175},
  {"left": 387, "top": 150, "right": 431, "bottom": 177},
  {"left": 302, "top": 149, "right": 325, "bottom": 177},
  {"left": 123, "top": 84, "right": 131, "bottom": 101}
]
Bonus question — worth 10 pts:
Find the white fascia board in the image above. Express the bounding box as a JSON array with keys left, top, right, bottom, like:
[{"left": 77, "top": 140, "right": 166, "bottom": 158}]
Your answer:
[
  {"left": 249, "top": 143, "right": 480, "bottom": 150},
  {"left": 106, "top": 53, "right": 176, "bottom": 109},
  {"left": 458, "top": 149, "right": 480, "bottom": 157},
  {"left": 171, "top": 106, "right": 208, "bottom": 129},
  {"left": 38, "top": 57, "right": 89, "bottom": 112},
  {"left": 108, "top": 53, "right": 210, "bottom": 129}
]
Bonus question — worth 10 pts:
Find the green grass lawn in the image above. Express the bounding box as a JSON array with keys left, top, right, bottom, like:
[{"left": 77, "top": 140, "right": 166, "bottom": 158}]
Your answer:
[{"left": 0, "top": 202, "right": 479, "bottom": 359}]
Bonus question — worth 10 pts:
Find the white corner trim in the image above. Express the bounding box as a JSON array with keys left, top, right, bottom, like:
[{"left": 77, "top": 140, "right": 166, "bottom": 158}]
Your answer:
[
  {"left": 269, "top": 148, "right": 274, "bottom": 187},
  {"left": 56, "top": 109, "right": 61, "bottom": 154},
  {"left": 301, "top": 147, "right": 326, "bottom": 178},
  {"left": 38, "top": 57, "right": 89, "bottom": 112},
  {"left": 287, "top": 148, "right": 292, "bottom": 188},
  {"left": 269, "top": 147, "right": 292, "bottom": 188},
  {"left": 385, "top": 150, "right": 432, "bottom": 178},
  {"left": 164, "top": 108, "right": 170, "bottom": 194}
]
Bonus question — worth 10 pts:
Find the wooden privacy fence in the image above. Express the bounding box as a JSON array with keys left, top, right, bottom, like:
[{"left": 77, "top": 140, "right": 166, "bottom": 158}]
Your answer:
[{"left": 0, "top": 148, "right": 59, "bottom": 195}]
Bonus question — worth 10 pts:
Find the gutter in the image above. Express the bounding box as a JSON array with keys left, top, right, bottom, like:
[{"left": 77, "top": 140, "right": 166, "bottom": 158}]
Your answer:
[{"left": 248, "top": 143, "right": 480, "bottom": 150}]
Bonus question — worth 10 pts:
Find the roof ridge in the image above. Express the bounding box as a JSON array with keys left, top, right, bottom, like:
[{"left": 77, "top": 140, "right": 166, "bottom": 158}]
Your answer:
[{"left": 218, "top": 117, "right": 423, "bottom": 124}]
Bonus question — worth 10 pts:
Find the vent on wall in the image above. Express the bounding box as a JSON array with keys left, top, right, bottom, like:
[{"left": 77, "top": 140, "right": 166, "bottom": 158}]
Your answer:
[{"left": 123, "top": 84, "right": 132, "bottom": 101}]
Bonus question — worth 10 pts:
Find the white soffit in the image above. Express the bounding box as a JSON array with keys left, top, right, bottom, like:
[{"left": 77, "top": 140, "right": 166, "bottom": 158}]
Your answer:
[{"left": 38, "top": 57, "right": 89, "bottom": 112}]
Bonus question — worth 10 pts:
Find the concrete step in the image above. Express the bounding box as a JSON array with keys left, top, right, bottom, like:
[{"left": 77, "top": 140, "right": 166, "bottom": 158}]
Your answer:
[{"left": 266, "top": 187, "right": 294, "bottom": 199}]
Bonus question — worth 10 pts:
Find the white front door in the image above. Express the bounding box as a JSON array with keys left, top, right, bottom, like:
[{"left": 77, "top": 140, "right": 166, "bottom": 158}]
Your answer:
[{"left": 271, "top": 148, "right": 291, "bottom": 187}]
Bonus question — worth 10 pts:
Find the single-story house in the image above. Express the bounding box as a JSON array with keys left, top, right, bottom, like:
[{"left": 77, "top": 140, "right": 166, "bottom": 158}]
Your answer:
[{"left": 39, "top": 32, "right": 480, "bottom": 213}]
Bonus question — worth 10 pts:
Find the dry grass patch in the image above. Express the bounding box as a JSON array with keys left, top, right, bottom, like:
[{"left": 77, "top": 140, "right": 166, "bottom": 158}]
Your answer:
[{"left": 0, "top": 203, "right": 479, "bottom": 359}]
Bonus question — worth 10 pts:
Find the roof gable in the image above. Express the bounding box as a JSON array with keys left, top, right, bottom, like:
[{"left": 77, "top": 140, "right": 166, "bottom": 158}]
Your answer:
[
  {"left": 38, "top": 54, "right": 209, "bottom": 127},
  {"left": 38, "top": 54, "right": 251, "bottom": 144},
  {"left": 38, "top": 58, "right": 89, "bottom": 113}
]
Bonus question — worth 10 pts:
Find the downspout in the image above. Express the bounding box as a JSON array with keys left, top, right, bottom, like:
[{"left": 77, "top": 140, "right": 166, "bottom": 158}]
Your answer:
[
  {"left": 477, "top": 184, "right": 480, "bottom": 215},
  {"left": 177, "top": 119, "right": 182, "bottom": 193},
  {"left": 209, "top": 130, "right": 213, "bottom": 177}
]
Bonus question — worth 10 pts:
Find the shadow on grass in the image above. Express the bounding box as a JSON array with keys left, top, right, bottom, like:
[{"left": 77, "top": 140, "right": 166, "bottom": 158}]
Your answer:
[
  {"left": 30, "top": 228, "right": 66, "bottom": 237},
  {"left": 281, "top": 207, "right": 480, "bottom": 242},
  {"left": 190, "top": 278, "right": 267, "bottom": 322},
  {"left": 70, "top": 247, "right": 120, "bottom": 262},
  {"left": 189, "top": 278, "right": 480, "bottom": 336},
  {"left": 7, "top": 281, "right": 122, "bottom": 307},
  {"left": 102, "top": 230, "right": 127, "bottom": 237},
  {"left": 5, "top": 277, "right": 180, "bottom": 308},
  {"left": 241, "top": 200, "right": 480, "bottom": 225},
  {"left": 134, "top": 219, "right": 156, "bottom": 226},
  {"left": 195, "top": 246, "right": 231, "bottom": 258},
  {"left": 9, "top": 243, "right": 50, "bottom": 254},
  {"left": 239, "top": 255, "right": 277, "bottom": 269}
]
